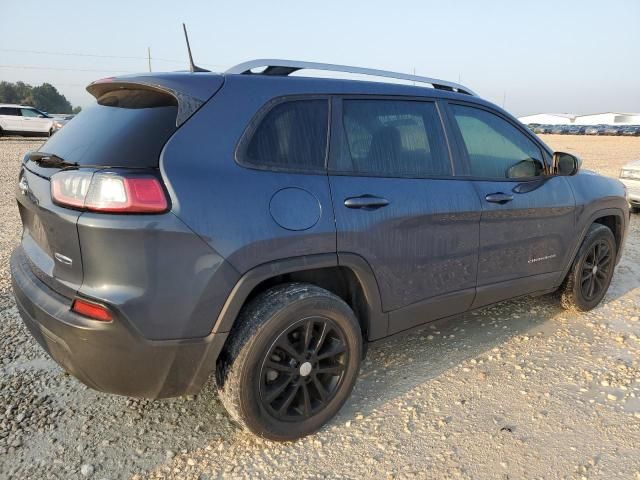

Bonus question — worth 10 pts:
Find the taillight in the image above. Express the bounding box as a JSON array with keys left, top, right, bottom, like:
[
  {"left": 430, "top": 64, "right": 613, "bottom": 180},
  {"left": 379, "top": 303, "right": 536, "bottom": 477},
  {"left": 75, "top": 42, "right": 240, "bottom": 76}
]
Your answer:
[
  {"left": 71, "top": 298, "right": 112, "bottom": 321},
  {"left": 51, "top": 171, "right": 168, "bottom": 213}
]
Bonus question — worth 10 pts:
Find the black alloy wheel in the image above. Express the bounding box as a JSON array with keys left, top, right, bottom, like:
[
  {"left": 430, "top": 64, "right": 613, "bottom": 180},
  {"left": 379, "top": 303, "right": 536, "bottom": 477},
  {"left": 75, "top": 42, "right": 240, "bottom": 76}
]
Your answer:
[
  {"left": 217, "top": 283, "right": 362, "bottom": 441},
  {"left": 259, "top": 316, "right": 348, "bottom": 421},
  {"left": 580, "top": 240, "right": 612, "bottom": 301},
  {"left": 560, "top": 223, "right": 617, "bottom": 311}
]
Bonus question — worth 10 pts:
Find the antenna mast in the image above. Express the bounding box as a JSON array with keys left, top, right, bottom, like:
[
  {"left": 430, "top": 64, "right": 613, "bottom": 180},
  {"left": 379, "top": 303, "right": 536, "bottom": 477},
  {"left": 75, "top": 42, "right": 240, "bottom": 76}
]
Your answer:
[{"left": 182, "top": 23, "right": 209, "bottom": 73}]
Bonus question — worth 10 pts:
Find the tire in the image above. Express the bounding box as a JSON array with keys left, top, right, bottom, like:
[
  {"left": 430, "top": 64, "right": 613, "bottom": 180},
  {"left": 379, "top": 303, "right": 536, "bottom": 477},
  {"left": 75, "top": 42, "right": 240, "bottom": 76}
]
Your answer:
[
  {"left": 559, "top": 223, "right": 616, "bottom": 311},
  {"left": 631, "top": 205, "right": 640, "bottom": 214},
  {"left": 217, "top": 283, "right": 362, "bottom": 441}
]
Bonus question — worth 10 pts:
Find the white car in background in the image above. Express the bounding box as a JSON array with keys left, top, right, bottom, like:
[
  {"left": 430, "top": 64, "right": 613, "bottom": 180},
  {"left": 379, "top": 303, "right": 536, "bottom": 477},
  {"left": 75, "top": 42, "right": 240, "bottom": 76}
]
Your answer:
[
  {"left": 620, "top": 160, "right": 640, "bottom": 213},
  {"left": 0, "top": 104, "right": 57, "bottom": 136}
]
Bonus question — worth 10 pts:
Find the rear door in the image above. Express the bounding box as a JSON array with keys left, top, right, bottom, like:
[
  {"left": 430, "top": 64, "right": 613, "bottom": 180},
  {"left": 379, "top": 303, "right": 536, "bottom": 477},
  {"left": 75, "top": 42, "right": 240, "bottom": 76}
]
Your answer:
[
  {"left": 446, "top": 102, "right": 575, "bottom": 307},
  {"left": 328, "top": 97, "right": 481, "bottom": 335}
]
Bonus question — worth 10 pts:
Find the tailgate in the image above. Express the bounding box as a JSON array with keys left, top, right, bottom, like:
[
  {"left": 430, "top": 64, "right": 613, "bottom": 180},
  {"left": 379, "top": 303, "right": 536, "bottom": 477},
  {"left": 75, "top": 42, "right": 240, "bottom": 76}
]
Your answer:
[
  {"left": 17, "top": 166, "right": 84, "bottom": 298},
  {"left": 15, "top": 72, "right": 224, "bottom": 299}
]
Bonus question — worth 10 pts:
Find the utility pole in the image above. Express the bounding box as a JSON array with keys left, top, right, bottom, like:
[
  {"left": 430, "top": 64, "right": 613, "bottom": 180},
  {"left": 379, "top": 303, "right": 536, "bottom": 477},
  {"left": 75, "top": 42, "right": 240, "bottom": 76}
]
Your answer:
[{"left": 147, "top": 47, "right": 152, "bottom": 72}]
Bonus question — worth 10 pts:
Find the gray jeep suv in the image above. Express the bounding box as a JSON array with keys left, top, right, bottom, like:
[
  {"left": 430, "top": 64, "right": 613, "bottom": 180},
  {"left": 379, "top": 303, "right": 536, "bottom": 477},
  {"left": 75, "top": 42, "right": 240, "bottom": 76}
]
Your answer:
[{"left": 11, "top": 60, "right": 629, "bottom": 440}]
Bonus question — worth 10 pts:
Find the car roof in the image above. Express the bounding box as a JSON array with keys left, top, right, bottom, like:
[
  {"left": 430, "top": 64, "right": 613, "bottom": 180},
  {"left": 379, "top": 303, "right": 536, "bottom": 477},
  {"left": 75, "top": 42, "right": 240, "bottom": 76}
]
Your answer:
[
  {"left": 102, "top": 69, "right": 510, "bottom": 120},
  {"left": 0, "top": 104, "right": 33, "bottom": 108},
  {"left": 103, "top": 70, "right": 481, "bottom": 102},
  {"left": 223, "top": 72, "right": 475, "bottom": 100},
  {"left": 98, "top": 68, "right": 528, "bottom": 143}
]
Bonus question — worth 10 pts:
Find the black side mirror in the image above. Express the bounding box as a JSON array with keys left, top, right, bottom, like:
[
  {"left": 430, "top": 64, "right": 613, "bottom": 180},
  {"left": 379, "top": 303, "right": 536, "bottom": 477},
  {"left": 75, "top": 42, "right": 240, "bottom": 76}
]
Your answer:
[{"left": 552, "top": 152, "right": 581, "bottom": 176}]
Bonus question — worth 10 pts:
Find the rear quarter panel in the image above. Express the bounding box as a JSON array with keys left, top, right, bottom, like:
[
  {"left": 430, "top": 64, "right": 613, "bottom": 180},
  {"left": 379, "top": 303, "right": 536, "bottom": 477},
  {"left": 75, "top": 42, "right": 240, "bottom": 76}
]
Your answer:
[
  {"left": 77, "top": 212, "right": 239, "bottom": 340},
  {"left": 160, "top": 76, "right": 338, "bottom": 274}
]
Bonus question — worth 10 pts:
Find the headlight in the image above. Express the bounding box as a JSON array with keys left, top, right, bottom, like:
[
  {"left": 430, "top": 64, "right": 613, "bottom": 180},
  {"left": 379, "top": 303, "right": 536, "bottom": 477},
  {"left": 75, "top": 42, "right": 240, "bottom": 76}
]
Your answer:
[
  {"left": 620, "top": 169, "right": 640, "bottom": 180},
  {"left": 53, "top": 122, "right": 63, "bottom": 129}
]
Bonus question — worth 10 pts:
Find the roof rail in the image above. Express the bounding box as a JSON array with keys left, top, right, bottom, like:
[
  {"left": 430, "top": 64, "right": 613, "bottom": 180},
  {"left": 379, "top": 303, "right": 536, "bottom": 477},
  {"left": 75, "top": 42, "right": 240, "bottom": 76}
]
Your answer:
[{"left": 226, "top": 59, "right": 476, "bottom": 96}]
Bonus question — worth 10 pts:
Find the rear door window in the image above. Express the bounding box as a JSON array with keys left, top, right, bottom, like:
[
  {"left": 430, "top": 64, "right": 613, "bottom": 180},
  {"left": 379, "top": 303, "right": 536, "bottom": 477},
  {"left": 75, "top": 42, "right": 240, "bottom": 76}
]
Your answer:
[
  {"left": 241, "top": 99, "right": 329, "bottom": 171},
  {"left": 336, "top": 99, "right": 451, "bottom": 177},
  {"left": 451, "top": 104, "right": 544, "bottom": 179}
]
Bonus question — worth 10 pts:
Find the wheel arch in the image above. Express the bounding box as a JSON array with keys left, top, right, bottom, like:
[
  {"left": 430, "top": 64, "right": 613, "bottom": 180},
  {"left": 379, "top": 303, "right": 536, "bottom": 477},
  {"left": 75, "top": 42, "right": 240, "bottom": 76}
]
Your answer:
[
  {"left": 592, "top": 213, "right": 624, "bottom": 253},
  {"left": 560, "top": 207, "right": 627, "bottom": 283},
  {"left": 211, "top": 253, "right": 388, "bottom": 342}
]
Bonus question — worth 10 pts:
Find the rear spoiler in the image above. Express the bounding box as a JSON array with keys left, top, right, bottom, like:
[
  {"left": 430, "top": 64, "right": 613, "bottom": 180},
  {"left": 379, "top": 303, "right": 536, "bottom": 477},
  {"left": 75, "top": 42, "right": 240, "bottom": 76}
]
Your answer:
[{"left": 87, "top": 72, "right": 224, "bottom": 126}]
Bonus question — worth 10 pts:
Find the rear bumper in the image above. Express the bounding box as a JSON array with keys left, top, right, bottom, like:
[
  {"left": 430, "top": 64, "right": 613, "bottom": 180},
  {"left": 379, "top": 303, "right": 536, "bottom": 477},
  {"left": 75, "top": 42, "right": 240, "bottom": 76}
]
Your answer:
[{"left": 10, "top": 246, "right": 228, "bottom": 399}]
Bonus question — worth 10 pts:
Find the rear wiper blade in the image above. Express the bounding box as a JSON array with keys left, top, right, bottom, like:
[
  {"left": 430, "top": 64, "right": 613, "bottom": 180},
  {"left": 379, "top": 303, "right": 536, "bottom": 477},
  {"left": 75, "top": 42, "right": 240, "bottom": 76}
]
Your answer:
[{"left": 27, "top": 151, "right": 79, "bottom": 169}]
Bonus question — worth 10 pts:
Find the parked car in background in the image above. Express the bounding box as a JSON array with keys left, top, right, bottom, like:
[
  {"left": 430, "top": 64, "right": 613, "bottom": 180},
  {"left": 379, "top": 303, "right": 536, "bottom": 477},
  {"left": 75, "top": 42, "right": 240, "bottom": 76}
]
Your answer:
[
  {"left": 585, "top": 125, "right": 607, "bottom": 135},
  {"left": 0, "top": 104, "right": 56, "bottom": 136},
  {"left": 11, "top": 59, "right": 630, "bottom": 440},
  {"left": 550, "top": 125, "right": 567, "bottom": 134},
  {"left": 604, "top": 125, "right": 623, "bottom": 136},
  {"left": 51, "top": 114, "right": 75, "bottom": 123},
  {"left": 621, "top": 126, "right": 640, "bottom": 136},
  {"left": 533, "top": 125, "right": 552, "bottom": 134},
  {"left": 567, "top": 126, "right": 586, "bottom": 135},
  {"left": 620, "top": 160, "right": 640, "bottom": 212},
  {"left": 50, "top": 114, "right": 75, "bottom": 132}
]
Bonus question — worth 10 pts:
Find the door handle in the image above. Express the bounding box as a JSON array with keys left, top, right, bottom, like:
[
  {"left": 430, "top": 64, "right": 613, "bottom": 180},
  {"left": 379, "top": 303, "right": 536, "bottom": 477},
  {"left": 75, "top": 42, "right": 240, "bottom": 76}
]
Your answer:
[
  {"left": 344, "top": 195, "right": 390, "bottom": 209},
  {"left": 485, "top": 192, "right": 514, "bottom": 204}
]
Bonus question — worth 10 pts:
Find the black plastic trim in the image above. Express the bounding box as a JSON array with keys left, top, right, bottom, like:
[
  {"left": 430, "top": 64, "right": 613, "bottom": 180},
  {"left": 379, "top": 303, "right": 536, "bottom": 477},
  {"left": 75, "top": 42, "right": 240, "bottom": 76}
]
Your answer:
[
  {"left": 561, "top": 207, "right": 627, "bottom": 278},
  {"left": 211, "top": 253, "right": 389, "bottom": 341}
]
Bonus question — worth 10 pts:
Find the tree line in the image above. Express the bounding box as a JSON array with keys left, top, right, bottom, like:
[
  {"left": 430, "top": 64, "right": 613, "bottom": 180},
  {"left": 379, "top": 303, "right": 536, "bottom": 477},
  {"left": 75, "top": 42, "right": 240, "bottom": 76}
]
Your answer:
[{"left": 0, "top": 81, "right": 81, "bottom": 114}]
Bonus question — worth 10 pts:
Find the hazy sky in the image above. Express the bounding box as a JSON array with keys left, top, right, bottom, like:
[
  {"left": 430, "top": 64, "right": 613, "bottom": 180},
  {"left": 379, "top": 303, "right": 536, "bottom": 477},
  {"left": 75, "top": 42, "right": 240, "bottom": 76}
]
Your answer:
[{"left": 2, "top": 0, "right": 639, "bottom": 116}]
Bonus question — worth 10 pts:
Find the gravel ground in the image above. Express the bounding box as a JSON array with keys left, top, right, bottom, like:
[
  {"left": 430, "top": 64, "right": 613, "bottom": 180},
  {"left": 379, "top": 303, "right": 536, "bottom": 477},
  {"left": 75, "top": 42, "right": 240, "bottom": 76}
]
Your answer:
[{"left": 0, "top": 134, "right": 639, "bottom": 479}]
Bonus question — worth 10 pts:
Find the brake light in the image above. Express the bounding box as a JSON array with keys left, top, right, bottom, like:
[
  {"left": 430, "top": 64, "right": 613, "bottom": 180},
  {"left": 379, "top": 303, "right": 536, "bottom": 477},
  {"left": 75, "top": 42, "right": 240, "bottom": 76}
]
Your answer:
[
  {"left": 71, "top": 298, "right": 112, "bottom": 321},
  {"left": 51, "top": 171, "right": 168, "bottom": 213}
]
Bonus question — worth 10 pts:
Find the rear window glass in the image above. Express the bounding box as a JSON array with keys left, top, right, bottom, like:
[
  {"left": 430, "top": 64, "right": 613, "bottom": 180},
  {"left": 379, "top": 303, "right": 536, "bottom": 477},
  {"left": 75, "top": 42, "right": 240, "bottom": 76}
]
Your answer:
[
  {"left": 242, "top": 99, "right": 329, "bottom": 171},
  {"left": 38, "top": 89, "right": 178, "bottom": 168}
]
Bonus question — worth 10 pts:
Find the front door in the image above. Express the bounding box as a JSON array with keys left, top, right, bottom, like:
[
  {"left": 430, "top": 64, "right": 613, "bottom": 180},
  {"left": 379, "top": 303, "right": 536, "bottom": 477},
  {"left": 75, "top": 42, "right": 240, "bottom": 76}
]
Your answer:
[
  {"left": 328, "top": 97, "right": 482, "bottom": 335},
  {"left": 447, "top": 103, "right": 575, "bottom": 307},
  {"left": 20, "top": 108, "right": 50, "bottom": 133}
]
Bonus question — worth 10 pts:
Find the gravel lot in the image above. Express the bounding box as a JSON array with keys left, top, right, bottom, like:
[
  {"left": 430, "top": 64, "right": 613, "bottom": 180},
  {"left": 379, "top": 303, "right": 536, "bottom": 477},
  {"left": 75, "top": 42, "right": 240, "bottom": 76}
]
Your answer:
[{"left": 1, "top": 134, "right": 639, "bottom": 479}]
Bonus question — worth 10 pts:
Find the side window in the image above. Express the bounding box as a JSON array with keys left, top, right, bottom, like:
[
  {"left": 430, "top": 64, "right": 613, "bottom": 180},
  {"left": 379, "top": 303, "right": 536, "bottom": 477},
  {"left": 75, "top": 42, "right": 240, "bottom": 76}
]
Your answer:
[
  {"left": 0, "top": 107, "right": 19, "bottom": 116},
  {"left": 21, "top": 108, "right": 40, "bottom": 118},
  {"left": 243, "top": 99, "right": 328, "bottom": 171},
  {"left": 338, "top": 100, "right": 450, "bottom": 177},
  {"left": 451, "top": 104, "right": 544, "bottom": 179}
]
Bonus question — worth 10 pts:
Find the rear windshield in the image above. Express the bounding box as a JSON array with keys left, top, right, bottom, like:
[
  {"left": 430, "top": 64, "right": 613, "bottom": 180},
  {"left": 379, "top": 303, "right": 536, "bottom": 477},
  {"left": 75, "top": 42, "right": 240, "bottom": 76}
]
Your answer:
[{"left": 39, "top": 88, "right": 178, "bottom": 168}]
